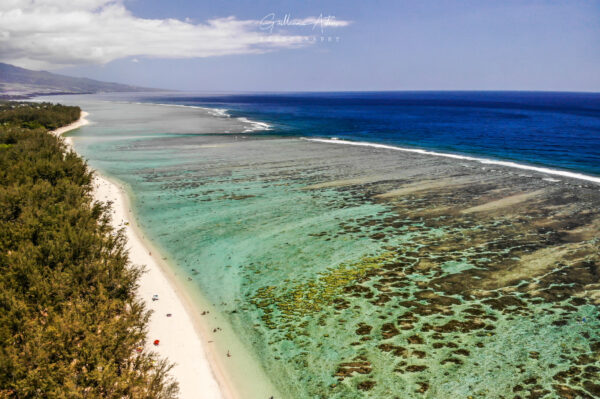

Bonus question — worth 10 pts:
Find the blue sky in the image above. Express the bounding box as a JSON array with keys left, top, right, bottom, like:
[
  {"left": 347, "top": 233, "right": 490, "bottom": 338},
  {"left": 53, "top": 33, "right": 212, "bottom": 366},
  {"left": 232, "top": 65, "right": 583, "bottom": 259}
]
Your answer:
[{"left": 2, "top": 0, "right": 599, "bottom": 91}]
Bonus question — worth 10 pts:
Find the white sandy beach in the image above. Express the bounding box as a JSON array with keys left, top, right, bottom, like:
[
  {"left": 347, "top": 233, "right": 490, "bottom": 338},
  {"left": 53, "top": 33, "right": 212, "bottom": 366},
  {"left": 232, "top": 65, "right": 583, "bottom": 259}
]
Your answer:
[{"left": 52, "top": 112, "right": 229, "bottom": 399}]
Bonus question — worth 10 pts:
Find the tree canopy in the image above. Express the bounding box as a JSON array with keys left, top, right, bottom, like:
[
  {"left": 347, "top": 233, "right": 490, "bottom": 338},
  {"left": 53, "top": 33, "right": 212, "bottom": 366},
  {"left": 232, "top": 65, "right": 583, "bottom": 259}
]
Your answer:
[{"left": 0, "top": 102, "right": 178, "bottom": 398}]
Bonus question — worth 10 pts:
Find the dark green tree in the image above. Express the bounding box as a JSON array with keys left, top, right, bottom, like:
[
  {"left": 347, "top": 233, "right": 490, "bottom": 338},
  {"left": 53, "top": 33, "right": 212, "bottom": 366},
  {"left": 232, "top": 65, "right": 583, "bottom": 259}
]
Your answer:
[{"left": 0, "top": 102, "right": 178, "bottom": 398}]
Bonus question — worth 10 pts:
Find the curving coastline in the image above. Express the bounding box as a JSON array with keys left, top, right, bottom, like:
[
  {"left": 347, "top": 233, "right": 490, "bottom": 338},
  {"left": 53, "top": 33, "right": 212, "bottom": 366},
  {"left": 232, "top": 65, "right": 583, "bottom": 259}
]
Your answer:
[{"left": 52, "top": 111, "right": 232, "bottom": 399}]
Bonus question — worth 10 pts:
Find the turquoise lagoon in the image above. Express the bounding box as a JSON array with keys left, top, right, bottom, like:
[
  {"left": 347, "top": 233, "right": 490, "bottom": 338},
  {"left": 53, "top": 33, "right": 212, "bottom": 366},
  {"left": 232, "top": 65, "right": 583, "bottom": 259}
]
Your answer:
[{"left": 55, "top": 97, "right": 600, "bottom": 399}]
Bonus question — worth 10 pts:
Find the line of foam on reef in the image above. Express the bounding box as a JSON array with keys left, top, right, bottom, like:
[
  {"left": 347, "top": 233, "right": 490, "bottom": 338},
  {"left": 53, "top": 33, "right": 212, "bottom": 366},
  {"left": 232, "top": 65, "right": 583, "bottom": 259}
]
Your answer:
[
  {"left": 305, "top": 138, "right": 600, "bottom": 185},
  {"left": 130, "top": 101, "right": 272, "bottom": 132},
  {"left": 236, "top": 117, "right": 272, "bottom": 132}
]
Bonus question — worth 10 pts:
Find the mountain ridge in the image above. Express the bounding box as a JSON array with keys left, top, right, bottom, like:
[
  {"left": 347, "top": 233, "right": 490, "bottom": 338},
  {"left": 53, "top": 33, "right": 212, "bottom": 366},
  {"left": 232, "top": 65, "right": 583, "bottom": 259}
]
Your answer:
[{"left": 0, "top": 62, "right": 163, "bottom": 99}]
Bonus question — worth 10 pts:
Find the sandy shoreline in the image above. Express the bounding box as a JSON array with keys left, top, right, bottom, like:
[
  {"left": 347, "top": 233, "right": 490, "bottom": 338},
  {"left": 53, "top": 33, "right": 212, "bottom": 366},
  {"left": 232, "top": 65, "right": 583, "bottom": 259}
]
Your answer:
[{"left": 51, "top": 112, "right": 232, "bottom": 399}]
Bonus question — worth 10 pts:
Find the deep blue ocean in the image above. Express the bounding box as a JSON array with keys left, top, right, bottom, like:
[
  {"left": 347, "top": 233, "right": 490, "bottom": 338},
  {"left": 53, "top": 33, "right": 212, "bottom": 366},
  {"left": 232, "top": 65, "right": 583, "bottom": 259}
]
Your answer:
[{"left": 142, "top": 91, "right": 600, "bottom": 177}]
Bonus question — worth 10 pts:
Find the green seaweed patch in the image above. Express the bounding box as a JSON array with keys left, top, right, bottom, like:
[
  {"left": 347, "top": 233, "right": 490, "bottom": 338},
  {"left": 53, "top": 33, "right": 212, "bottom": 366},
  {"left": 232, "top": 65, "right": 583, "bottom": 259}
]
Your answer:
[{"left": 250, "top": 252, "right": 397, "bottom": 332}]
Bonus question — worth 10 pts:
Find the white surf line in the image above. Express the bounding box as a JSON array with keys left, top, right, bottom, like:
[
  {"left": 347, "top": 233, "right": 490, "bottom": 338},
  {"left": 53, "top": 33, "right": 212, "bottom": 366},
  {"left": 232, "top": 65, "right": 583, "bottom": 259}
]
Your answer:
[
  {"left": 136, "top": 102, "right": 230, "bottom": 117},
  {"left": 130, "top": 101, "right": 272, "bottom": 131},
  {"left": 237, "top": 117, "right": 272, "bottom": 132},
  {"left": 304, "top": 138, "right": 600, "bottom": 185}
]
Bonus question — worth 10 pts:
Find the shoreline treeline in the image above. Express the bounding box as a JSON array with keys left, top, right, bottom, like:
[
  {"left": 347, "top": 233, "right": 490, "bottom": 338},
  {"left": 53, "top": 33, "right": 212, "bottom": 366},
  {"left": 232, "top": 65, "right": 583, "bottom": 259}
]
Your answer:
[{"left": 0, "top": 102, "right": 178, "bottom": 398}]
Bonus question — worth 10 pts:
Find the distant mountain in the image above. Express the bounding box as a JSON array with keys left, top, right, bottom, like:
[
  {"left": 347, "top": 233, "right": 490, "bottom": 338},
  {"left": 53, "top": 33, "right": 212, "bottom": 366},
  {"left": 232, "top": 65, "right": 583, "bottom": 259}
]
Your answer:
[{"left": 0, "top": 62, "right": 162, "bottom": 99}]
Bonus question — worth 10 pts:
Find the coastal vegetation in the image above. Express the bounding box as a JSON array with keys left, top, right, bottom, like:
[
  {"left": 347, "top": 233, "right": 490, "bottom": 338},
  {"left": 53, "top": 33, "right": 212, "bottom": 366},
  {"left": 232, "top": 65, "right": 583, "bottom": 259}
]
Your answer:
[
  {"left": 0, "top": 101, "right": 81, "bottom": 130},
  {"left": 0, "top": 102, "right": 178, "bottom": 398}
]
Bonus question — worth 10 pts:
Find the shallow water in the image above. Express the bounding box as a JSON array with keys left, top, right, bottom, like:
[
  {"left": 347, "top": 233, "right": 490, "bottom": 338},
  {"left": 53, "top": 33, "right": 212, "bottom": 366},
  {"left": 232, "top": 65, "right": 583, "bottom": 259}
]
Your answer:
[{"left": 53, "top": 96, "right": 600, "bottom": 398}]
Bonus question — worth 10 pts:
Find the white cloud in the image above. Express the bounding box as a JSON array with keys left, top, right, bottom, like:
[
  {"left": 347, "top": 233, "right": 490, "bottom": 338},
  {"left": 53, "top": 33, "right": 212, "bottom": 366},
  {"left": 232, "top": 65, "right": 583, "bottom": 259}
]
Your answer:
[{"left": 0, "top": 0, "right": 350, "bottom": 70}]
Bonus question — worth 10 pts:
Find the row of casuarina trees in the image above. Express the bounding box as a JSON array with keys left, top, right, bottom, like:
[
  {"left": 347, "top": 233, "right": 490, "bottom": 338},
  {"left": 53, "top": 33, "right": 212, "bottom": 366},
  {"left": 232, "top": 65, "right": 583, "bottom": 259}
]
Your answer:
[{"left": 0, "top": 102, "right": 178, "bottom": 398}]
